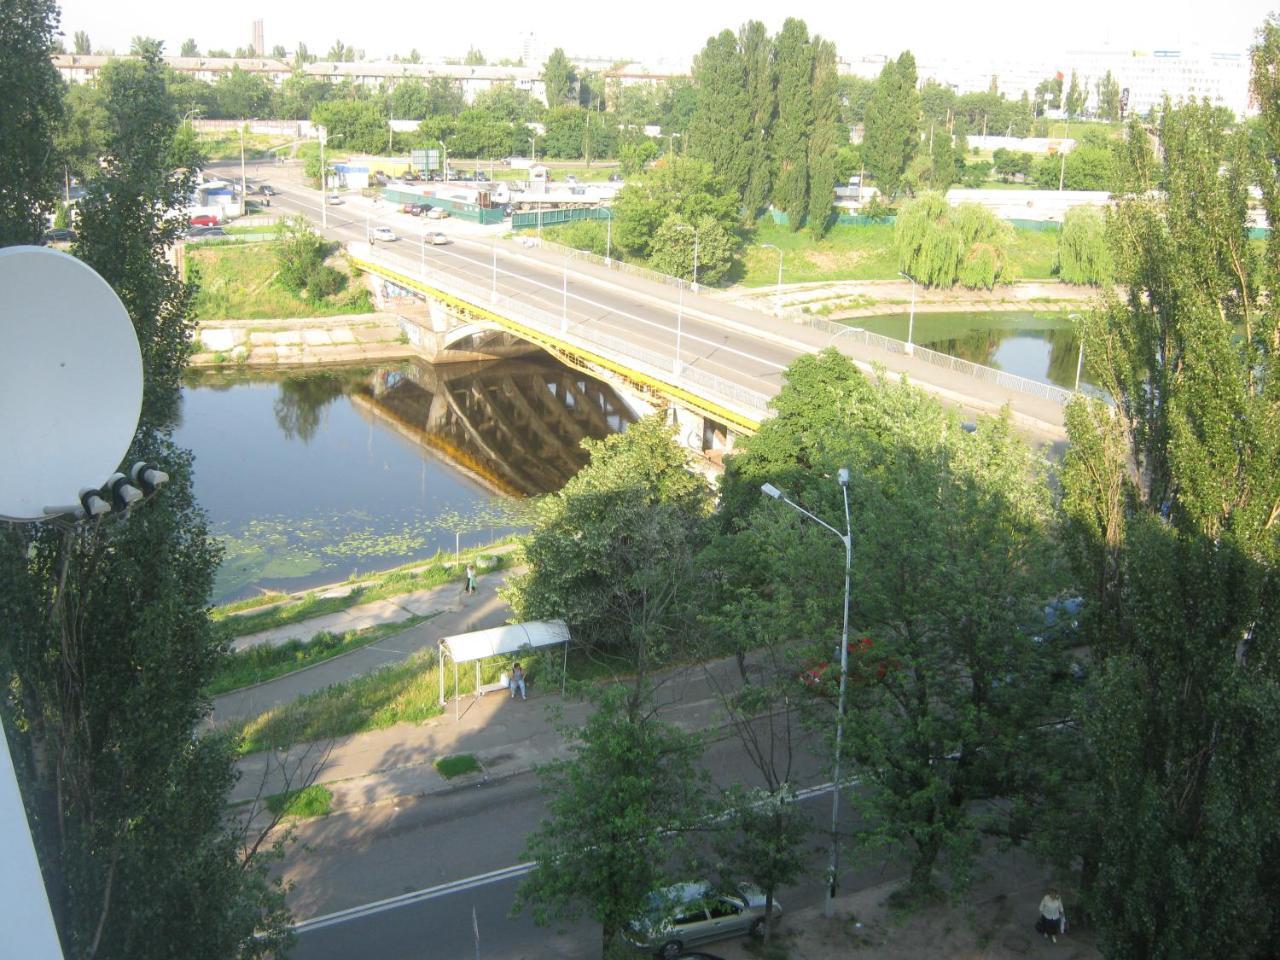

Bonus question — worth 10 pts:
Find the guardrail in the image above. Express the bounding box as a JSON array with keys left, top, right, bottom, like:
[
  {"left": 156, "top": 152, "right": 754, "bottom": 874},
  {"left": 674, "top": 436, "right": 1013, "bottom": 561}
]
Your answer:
[
  {"left": 351, "top": 244, "right": 771, "bottom": 423},
  {"left": 796, "top": 311, "right": 1075, "bottom": 405},
  {"left": 525, "top": 237, "right": 689, "bottom": 292}
]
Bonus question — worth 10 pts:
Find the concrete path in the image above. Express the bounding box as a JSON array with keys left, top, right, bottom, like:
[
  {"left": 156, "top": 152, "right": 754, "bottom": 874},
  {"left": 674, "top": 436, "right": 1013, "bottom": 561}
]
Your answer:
[{"left": 213, "top": 565, "right": 519, "bottom": 726}]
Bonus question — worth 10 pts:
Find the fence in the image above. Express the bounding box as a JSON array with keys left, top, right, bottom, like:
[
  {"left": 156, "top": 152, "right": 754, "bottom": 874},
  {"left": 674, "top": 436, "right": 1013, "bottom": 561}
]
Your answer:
[
  {"left": 511, "top": 206, "right": 613, "bottom": 229},
  {"left": 795, "top": 312, "right": 1075, "bottom": 405},
  {"left": 351, "top": 244, "right": 771, "bottom": 420},
  {"left": 523, "top": 237, "right": 690, "bottom": 292}
]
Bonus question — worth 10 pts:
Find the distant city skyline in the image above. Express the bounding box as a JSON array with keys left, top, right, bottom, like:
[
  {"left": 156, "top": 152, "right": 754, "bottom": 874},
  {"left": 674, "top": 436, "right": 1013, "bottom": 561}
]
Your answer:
[{"left": 55, "top": 0, "right": 1274, "bottom": 70}]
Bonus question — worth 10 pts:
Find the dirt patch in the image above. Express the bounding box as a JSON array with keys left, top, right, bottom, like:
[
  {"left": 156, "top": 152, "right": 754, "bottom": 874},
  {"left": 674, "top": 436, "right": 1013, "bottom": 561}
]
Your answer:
[{"left": 804, "top": 249, "right": 865, "bottom": 272}]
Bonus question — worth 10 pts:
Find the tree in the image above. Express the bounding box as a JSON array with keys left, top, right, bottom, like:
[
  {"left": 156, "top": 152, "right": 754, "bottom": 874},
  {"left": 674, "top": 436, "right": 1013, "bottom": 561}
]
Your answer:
[
  {"left": 1095, "top": 70, "right": 1121, "bottom": 121},
  {"left": 648, "top": 212, "right": 737, "bottom": 285},
  {"left": 387, "top": 78, "right": 432, "bottom": 120},
  {"left": 472, "top": 84, "right": 544, "bottom": 123},
  {"left": 611, "top": 156, "right": 739, "bottom": 261},
  {"left": 312, "top": 99, "right": 387, "bottom": 154},
  {"left": 863, "top": 51, "right": 920, "bottom": 199},
  {"left": 514, "top": 682, "right": 705, "bottom": 959},
  {"left": 740, "top": 20, "right": 776, "bottom": 221},
  {"left": 542, "top": 47, "right": 577, "bottom": 107},
  {"left": 1064, "top": 70, "right": 1085, "bottom": 118},
  {"left": 1059, "top": 39, "right": 1280, "bottom": 954},
  {"left": 1055, "top": 206, "right": 1113, "bottom": 285},
  {"left": 771, "top": 18, "right": 814, "bottom": 229},
  {"left": 689, "top": 29, "right": 751, "bottom": 202},
  {"left": 463, "top": 46, "right": 485, "bottom": 66},
  {"left": 270, "top": 44, "right": 286, "bottom": 60},
  {"left": 805, "top": 37, "right": 840, "bottom": 238},
  {"left": 720, "top": 350, "right": 1064, "bottom": 898},
  {"left": 925, "top": 124, "right": 956, "bottom": 190},
  {"left": 73, "top": 29, "right": 90, "bottom": 54},
  {"left": 180, "top": 38, "right": 199, "bottom": 57},
  {"left": 1, "top": 43, "right": 292, "bottom": 960},
  {"left": 0, "top": 0, "right": 63, "bottom": 247},
  {"left": 130, "top": 35, "right": 164, "bottom": 58},
  {"left": 292, "top": 42, "right": 314, "bottom": 68},
  {"left": 214, "top": 65, "right": 271, "bottom": 118},
  {"left": 895, "top": 193, "right": 1012, "bottom": 289},
  {"left": 326, "top": 39, "right": 355, "bottom": 62},
  {"left": 273, "top": 73, "right": 330, "bottom": 121},
  {"left": 421, "top": 76, "right": 465, "bottom": 117}
]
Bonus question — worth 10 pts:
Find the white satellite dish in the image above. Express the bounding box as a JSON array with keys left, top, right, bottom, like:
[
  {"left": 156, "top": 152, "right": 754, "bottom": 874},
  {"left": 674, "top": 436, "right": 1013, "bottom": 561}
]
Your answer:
[{"left": 0, "top": 245, "right": 143, "bottom": 521}]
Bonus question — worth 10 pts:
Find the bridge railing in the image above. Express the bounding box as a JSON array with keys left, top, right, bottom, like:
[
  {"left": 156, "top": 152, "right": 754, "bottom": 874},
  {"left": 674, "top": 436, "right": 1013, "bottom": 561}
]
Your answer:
[
  {"left": 523, "top": 237, "right": 688, "bottom": 292},
  {"left": 354, "top": 244, "right": 772, "bottom": 421}
]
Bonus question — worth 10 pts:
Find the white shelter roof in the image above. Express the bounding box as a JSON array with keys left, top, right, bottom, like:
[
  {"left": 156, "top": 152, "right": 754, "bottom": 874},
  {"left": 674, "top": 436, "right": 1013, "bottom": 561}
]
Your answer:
[{"left": 439, "top": 620, "right": 569, "bottom": 664}]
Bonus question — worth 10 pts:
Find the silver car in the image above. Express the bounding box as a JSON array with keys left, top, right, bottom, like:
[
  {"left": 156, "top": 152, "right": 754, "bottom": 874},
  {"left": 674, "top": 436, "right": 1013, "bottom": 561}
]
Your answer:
[{"left": 624, "top": 882, "right": 781, "bottom": 959}]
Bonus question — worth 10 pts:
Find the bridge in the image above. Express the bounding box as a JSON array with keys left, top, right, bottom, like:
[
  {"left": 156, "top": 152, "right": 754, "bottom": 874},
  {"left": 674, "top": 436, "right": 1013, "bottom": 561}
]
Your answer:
[{"left": 265, "top": 177, "right": 1070, "bottom": 456}]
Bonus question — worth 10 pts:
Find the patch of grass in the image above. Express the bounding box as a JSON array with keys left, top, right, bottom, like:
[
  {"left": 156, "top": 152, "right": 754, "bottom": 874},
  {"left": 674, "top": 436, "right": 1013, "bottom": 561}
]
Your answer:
[
  {"left": 207, "top": 615, "right": 432, "bottom": 696},
  {"left": 212, "top": 590, "right": 291, "bottom": 617},
  {"left": 1003, "top": 228, "right": 1061, "bottom": 281},
  {"left": 213, "top": 552, "right": 510, "bottom": 640},
  {"left": 435, "top": 754, "right": 481, "bottom": 778},
  {"left": 187, "top": 241, "right": 372, "bottom": 321},
  {"left": 264, "top": 784, "right": 332, "bottom": 818},
  {"left": 197, "top": 131, "right": 296, "bottom": 162}
]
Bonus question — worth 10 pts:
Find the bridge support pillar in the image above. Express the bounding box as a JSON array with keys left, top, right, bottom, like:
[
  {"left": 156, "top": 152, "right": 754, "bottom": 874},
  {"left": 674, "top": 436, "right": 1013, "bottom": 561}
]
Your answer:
[{"left": 668, "top": 405, "right": 737, "bottom": 457}]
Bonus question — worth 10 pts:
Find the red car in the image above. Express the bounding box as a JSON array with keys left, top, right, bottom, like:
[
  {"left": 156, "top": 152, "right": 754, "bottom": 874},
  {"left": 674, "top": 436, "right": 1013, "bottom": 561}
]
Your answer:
[
  {"left": 801, "top": 636, "right": 897, "bottom": 691},
  {"left": 190, "top": 214, "right": 220, "bottom": 226}
]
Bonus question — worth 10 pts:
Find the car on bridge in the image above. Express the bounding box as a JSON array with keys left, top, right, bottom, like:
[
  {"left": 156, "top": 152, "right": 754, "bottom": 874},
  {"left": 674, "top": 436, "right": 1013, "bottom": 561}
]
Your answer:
[
  {"left": 371, "top": 226, "right": 397, "bottom": 242},
  {"left": 190, "top": 213, "right": 219, "bottom": 226},
  {"left": 326, "top": 194, "right": 343, "bottom": 205},
  {"left": 425, "top": 231, "right": 449, "bottom": 245}
]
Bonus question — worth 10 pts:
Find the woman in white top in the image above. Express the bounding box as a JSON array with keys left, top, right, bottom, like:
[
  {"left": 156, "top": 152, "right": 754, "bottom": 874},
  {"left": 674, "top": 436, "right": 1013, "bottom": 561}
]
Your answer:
[{"left": 1038, "top": 888, "right": 1065, "bottom": 942}]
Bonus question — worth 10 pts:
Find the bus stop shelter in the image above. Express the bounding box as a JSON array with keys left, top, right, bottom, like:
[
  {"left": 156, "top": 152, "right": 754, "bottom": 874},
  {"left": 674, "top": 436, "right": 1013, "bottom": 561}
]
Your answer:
[{"left": 437, "top": 620, "right": 570, "bottom": 719}]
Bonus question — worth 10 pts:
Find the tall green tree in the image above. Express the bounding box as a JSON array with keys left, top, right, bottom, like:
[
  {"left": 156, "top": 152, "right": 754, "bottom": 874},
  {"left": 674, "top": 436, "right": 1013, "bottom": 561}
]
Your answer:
[
  {"left": 463, "top": 46, "right": 485, "bottom": 66},
  {"left": 863, "top": 51, "right": 920, "bottom": 200},
  {"left": 1, "top": 43, "right": 292, "bottom": 960},
  {"left": 610, "top": 156, "right": 738, "bottom": 260},
  {"left": 1095, "top": 70, "right": 1121, "bottom": 121},
  {"left": 0, "top": 0, "right": 63, "bottom": 246},
  {"left": 688, "top": 29, "right": 751, "bottom": 202},
  {"left": 73, "top": 28, "right": 90, "bottom": 54},
  {"left": 514, "top": 682, "right": 705, "bottom": 959},
  {"left": 542, "top": 47, "right": 577, "bottom": 106},
  {"left": 805, "top": 37, "right": 840, "bottom": 238},
  {"left": 771, "top": 18, "right": 814, "bottom": 229},
  {"left": 214, "top": 65, "right": 271, "bottom": 118},
  {"left": 1064, "top": 70, "right": 1085, "bottom": 118},
  {"left": 1055, "top": 206, "right": 1113, "bottom": 285},
  {"left": 740, "top": 20, "right": 776, "bottom": 220},
  {"left": 180, "top": 38, "right": 199, "bottom": 57},
  {"left": 648, "top": 212, "right": 737, "bottom": 285},
  {"left": 1060, "top": 34, "right": 1280, "bottom": 955}
]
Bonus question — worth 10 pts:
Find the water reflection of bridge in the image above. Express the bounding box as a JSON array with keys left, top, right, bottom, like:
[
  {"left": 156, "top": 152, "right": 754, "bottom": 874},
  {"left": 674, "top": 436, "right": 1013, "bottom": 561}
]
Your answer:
[{"left": 349, "top": 357, "right": 637, "bottom": 497}]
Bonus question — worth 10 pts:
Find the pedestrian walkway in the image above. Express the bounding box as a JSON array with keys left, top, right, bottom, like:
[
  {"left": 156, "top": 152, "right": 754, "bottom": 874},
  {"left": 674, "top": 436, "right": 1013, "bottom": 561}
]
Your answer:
[{"left": 213, "top": 563, "right": 520, "bottom": 727}]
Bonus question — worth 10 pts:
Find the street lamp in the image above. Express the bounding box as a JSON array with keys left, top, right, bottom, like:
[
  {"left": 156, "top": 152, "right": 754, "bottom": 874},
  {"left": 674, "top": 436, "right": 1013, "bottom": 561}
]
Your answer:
[
  {"left": 438, "top": 138, "right": 449, "bottom": 182},
  {"left": 318, "top": 128, "right": 343, "bottom": 229},
  {"left": 605, "top": 207, "right": 613, "bottom": 265},
  {"left": 1069, "top": 312, "right": 1085, "bottom": 392},
  {"left": 898, "top": 272, "right": 917, "bottom": 355},
  {"left": 674, "top": 222, "right": 699, "bottom": 291},
  {"left": 761, "top": 243, "right": 784, "bottom": 318},
  {"left": 760, "top": 470, "right": 853, "bottom": 918}
]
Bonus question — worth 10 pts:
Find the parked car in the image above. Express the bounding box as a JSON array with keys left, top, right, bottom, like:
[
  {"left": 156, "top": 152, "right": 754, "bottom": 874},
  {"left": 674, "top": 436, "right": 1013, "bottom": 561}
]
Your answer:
[
  {"left": 425, "top": 231, "right": 449, "bottom": 245},
  {"left": 326, "top": 194, "right": 343, "bottom": 205},
  {"left": 565, "top": 175, "right": 578, "bottom": 184},
  {"left": 624, "top": 882, "right": 779, "bottom": 959},
  {"left": 371, "top": 226, "right": 397, "bottom": 242},
  {"left": 608, "top": 173, "right": 624, "bottom": 182},
  {"left": 403, "top": 171, "right": 421, "bottom": 182},
  {"left": 43, "top": 228, "right": 76, "bottom": 243},
  {"left": 259, "top": 184, "right": 276, "bottom": 196},
  {"left": 189, "top": 213, "right": 220, "bottom": 226},
  {"left": 426, "top": 207, "right": 449, "bottom": 220},
  {"left": 403, "top": 202, "right": 425, "bottom": 216},
  {"left": 373, "top": 172, "right": 389, "bottom": 186},
  {"left": 185, "top": 226, "right": 226, "bottom": 239}
]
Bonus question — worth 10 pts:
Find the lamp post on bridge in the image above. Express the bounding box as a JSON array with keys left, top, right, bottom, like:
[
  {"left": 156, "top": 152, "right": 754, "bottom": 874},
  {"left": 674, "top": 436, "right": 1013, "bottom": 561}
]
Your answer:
[
  {"left": 674, "top": 221, "right": 700, "bottom": 292},
  {"left": 898, "top": 271, "right": 917, "bottom": 355},
  {"left": 1070, "top": 312, "right": 1085, "bottom": 392},
  {"left": 761, "top": 243, "right": 784, "bottom": 318}
]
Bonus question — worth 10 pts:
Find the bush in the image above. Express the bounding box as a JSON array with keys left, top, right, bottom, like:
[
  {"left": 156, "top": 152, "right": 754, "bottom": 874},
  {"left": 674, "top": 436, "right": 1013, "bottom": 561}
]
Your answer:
[
  {"left": 306, "top": 263, "right": 347, "bottom": 301},
  {"left": 895, "top": 192, "right": 1011, "bottom": 289},
  {"left": 1056, "top": 206, "right": 1114, "bottom": 285}
]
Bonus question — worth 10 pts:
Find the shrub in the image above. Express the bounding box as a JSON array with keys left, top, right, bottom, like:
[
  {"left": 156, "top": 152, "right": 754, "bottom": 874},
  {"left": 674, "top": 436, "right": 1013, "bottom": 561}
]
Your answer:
[{"left": 306, "top": 263, "right": 347, "bottom": 301}]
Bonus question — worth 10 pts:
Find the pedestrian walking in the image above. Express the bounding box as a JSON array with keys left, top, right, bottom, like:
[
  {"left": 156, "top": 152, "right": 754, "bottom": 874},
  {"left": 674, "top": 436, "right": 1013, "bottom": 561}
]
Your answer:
[
  {"left": 465, "top": 562, "right": 477, "bottom": 595},
  {"left": 510, "top": 662, "right": 526, "bottom": 700},
  {"left": 1036, "top": 887, "right": 1065, "bottom": 943}
]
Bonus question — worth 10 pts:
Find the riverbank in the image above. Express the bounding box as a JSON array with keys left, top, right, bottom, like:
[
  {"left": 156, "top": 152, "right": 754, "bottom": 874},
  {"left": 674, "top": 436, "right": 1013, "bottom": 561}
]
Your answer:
[{"left": 190, "top": 312, "right": 417, "bottom": 367}]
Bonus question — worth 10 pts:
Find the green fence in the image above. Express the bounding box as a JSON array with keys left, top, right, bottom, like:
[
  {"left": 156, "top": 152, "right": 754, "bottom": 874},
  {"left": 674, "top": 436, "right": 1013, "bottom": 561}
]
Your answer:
[
  {"left": 511, "top": 206, "right": 613, "bottom": 230},
  {"left": 775, "top": 210, "right": 1064, "bottom": 232},
  {"left": 380, "top": 188, "right": 506, "bottom": 225}
]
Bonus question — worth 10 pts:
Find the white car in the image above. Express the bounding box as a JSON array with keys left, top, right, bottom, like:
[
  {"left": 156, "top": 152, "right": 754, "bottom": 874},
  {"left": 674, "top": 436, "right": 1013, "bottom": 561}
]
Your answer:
[
  {"left": 425, "top": 231, "right": 449, "bottom": 245},
  {"left": 624, "top": 882, "right": 780, "bottom": 958},
  {"left": 371, "top": 226, "right": 397, "bottom": 242},
  {"left": 326, "top": 194, "right": 343, "bottom": 205},
  {"left": 426, "top": 206, "right": 449, "bottom": 220}
]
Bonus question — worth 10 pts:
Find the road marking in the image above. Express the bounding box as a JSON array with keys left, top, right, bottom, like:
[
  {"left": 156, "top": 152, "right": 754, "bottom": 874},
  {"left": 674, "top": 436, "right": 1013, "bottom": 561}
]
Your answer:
[{"left": 289, "top": 780, "right": 850, "bottom": 935}]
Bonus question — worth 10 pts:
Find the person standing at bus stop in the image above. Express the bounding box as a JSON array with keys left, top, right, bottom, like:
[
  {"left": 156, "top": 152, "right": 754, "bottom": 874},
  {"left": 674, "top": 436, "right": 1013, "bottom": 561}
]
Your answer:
[{"left": 510, "top": 662, "right": 526, "bottom": 700}]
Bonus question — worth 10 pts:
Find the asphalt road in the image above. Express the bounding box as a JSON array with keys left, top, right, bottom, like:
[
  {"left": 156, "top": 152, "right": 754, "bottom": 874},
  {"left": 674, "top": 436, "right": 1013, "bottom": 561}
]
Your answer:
[{"left": 253, "top": 169, "right": 801, "bottom": 406}]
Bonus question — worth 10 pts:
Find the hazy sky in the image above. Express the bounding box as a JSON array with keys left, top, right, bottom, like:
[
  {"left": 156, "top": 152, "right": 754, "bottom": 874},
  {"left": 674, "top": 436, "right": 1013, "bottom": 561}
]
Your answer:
[{"left": 55, "top": 0, "right": 1275, "bottom": 66}]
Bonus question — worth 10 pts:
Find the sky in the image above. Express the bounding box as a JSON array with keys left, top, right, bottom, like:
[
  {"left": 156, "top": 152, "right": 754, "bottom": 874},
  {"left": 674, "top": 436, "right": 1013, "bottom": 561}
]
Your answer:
[{"left": 55, "top": 0, "right": 1276, "bottom": 67}]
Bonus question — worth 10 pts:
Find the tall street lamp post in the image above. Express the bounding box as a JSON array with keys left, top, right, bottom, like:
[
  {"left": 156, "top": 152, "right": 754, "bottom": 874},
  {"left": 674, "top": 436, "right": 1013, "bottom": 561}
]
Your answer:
[
  {"left": 1070, "top": 312, "right": 1085, "bottom": 392},
  {"left": 898, "top": 271, "right": 917, "bottom": 355},
  {"left": 675, "top": 222, "right": 700, "bottom": 292},
  {"left": 761, "top": 243, "right": 784, "bottom": 318},
  {"left": 761, "top": 471, "right": 853, "bottom": 918},
  {"left": 318, "top": 129, "right": 343, "bottom": 229}
]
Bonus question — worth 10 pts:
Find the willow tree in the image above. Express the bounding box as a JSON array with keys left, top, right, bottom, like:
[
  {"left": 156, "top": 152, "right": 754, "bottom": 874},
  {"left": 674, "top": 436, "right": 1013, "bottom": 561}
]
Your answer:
[
  {"left": 895, "top": 192, "right": 1011, "bottom": 289},
  {"left": 1059, "top": 26, "right": 1280, "bottom": 956},
  {"left": 1055, "top": 206, "right": 1114, "bottom": 286}
]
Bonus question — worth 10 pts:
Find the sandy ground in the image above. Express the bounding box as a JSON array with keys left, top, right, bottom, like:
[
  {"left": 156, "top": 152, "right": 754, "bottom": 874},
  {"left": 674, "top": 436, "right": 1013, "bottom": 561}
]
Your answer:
[{"left": 709, "top": 847, "right": 1101, "bottom": 960}]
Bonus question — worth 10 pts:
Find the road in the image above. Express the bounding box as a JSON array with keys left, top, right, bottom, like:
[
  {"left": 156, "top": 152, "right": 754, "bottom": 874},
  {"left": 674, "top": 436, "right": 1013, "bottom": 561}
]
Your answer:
[{"left": 251, "top": 164, "right": 803, "bottom": 410}]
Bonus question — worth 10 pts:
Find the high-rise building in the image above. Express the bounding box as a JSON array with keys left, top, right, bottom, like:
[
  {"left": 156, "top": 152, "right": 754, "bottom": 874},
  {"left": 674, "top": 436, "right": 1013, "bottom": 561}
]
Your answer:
[{"left": 252, "top": 19, "right": 264, "bottom": 57}]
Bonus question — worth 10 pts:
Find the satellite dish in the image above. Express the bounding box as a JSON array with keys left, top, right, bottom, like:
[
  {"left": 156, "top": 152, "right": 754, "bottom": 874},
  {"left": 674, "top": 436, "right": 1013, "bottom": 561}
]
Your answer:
[{"left": 0, "top": 245, "right": 143, "bottom": 521}]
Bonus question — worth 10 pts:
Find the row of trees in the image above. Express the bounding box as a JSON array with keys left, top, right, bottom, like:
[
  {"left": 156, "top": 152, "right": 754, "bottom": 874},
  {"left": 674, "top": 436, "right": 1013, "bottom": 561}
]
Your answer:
[
  {"left": 2, "top": 5, "right": 295, "bottom": 958},
  {"left": 507, "top": 24, "right": 1280, "bottom": 959}
]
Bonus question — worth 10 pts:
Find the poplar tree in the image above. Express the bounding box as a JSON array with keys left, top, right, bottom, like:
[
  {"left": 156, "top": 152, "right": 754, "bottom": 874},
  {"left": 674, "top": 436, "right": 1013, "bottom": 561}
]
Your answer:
[
  {"left": 863, "top": 51, "right": 920, "bottom": 200},
  {"left": 688, "top": 29, "right": 751, "bottom": 202},
  {"left": 542, "top": 48, "right": 577, "bottom": 106},
  {"left": 740, "top": 20, "right": 776, "bottom": 221},
  {"left": 771, "top": 18, "right": 813, "bottom": 229},
  {"left": 1059, "top": 23, "right": 1280, "bottom": 953},
  {"left": 805, "top": 37, "right": 840, "bottom": 238}
]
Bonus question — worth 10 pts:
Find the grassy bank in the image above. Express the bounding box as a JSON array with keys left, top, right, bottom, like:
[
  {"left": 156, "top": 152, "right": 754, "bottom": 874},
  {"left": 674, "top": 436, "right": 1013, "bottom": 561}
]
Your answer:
[
  {"left": 187, "top": 241, "right": 372, "bottom": 321},
  {"left": 212, "top": 551, "right": 511, "bottom": 640},
  {"left": 198, "top": 131, "right": 297, "bottom": 162},
  {"left": 208, "top": 615, "right": 433, "bottom": 696}
]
